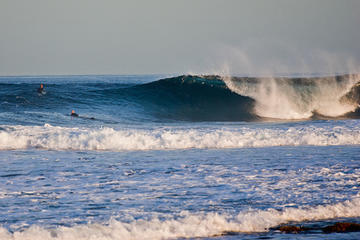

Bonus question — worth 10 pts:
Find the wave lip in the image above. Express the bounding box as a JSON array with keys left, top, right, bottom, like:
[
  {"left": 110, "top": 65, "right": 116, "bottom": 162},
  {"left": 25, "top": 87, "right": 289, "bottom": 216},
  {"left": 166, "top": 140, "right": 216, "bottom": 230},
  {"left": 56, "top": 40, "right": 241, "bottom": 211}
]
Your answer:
[
  {"left": 1, "top": 123, "right": 360, "bottom": 151},
  {"left": 1, "top": 198, "right": 360, "bottom": 240}
]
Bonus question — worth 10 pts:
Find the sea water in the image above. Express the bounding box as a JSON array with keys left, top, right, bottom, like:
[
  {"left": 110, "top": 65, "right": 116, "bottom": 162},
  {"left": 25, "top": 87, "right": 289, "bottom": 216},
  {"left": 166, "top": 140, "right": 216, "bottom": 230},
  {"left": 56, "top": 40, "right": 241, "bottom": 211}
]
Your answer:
[{"left": 0, "top": 75, "right": 359, "bottom": 239}]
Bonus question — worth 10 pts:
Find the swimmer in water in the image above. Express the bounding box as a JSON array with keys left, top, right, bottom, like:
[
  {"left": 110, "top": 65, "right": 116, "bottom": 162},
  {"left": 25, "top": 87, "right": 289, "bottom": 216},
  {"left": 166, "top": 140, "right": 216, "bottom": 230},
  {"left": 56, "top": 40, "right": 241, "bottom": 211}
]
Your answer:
[
  {"left": 70, "top": 110, "right": 96, "bottom": 120},
  {"left": 37, "top": 84, "right": 44, "bottom": 94},
  {"left": 70, "top": 110, "right": 79, "bottom": 117}
]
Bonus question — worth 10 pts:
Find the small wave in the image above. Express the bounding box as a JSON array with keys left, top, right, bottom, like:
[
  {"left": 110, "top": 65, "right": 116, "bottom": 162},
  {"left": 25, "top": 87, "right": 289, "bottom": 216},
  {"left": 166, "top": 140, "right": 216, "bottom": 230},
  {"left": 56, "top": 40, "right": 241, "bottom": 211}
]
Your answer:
[
  {"left": 0, "top": 123, "right": 359, "bottom": 151},
  {"left": 1, "top": 198, "right": 359, "bottom": 239}
]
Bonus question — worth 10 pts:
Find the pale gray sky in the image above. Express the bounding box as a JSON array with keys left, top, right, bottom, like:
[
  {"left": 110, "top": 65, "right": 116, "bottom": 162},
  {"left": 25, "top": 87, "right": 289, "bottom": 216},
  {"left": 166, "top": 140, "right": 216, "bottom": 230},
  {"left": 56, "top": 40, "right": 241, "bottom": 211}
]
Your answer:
[{"left": 1, "top": 0, "right": 359, "bottom": 75}]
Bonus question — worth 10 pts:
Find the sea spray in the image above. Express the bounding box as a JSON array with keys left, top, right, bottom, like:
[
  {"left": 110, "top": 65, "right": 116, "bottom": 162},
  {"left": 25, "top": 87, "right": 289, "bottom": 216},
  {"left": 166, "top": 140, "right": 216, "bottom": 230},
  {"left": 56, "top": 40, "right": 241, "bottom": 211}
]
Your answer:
[{"left": 222, "top": 74, "right": 360, "bottom": 119}]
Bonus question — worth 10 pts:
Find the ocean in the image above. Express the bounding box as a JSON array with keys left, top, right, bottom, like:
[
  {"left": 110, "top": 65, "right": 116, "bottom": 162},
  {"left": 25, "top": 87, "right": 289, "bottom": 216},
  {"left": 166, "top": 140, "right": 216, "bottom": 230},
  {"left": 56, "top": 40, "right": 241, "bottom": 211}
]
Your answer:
[{"left": 0, "top": 74, "right": 359, "bottom": 239}]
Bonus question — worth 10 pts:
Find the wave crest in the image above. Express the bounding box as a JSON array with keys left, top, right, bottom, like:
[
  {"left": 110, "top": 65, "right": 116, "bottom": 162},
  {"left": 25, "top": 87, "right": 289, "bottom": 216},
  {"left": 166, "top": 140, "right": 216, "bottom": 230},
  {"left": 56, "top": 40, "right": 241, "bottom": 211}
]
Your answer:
[{"left": 221, "top": 74, "right": 360, "bottom": 119}]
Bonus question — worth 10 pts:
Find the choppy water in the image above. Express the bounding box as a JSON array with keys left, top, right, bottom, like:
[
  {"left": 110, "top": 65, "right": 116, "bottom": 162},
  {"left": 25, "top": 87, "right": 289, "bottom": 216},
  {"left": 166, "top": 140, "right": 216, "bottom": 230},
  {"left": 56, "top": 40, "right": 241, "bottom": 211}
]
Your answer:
[{"left": 0, "top": 75, "right": 359, "bottom": 239}]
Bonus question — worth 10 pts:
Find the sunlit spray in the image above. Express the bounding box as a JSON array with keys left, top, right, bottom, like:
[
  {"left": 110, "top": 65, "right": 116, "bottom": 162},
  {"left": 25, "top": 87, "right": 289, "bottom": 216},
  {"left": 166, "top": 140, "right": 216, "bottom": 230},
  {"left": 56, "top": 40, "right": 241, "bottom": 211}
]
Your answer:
[{"left": 222, "top": 74, "right": 360, "bottom": 119}]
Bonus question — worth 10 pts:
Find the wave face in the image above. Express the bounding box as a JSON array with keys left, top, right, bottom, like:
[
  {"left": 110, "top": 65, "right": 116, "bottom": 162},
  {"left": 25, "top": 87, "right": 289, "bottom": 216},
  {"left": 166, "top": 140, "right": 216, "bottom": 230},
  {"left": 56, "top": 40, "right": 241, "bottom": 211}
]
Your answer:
[
  {"left": 1, "top": 199, "right": 359, "bottom": 240},
  {"left": 127, "top": 74, "right": 360, "bottom": 121},
  {"left": 128, "top": 75, "right": 256, "bottom": 121},
  {"left": 1, "top": 122, "right": 359, "bottom": 151},
  {"left": 1, "top": 74, "right": 359, "bottom": 123}
]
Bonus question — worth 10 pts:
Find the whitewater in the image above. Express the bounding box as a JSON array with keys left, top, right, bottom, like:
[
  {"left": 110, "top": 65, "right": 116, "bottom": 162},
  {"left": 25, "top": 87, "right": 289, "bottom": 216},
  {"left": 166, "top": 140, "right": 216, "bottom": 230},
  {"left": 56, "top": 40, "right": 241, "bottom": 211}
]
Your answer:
[
  {"left": 0, "top": 74, "right": 360, "bottom": 239},
  {"left": 1, "top": 122, "right": 360, "bottom": 151}
]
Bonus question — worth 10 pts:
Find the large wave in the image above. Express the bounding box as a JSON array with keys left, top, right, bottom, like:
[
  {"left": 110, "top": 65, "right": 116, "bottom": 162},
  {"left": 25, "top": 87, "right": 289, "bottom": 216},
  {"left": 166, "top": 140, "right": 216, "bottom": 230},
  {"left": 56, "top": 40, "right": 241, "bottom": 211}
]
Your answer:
[
  {"left": 1, "top": 74, "right": 360, "bottom": 122},
  {"left": 1, "top": 122, "right": 359, "bottom": 151},
  {"left": 134, "top": 74, "right": 360, "bottom": 121},
  {"left": 1, "top": 198, "right": 359, "bottom": 239},
  {"left": 118, "top": 74, "right": 360, "bottom": 121}
]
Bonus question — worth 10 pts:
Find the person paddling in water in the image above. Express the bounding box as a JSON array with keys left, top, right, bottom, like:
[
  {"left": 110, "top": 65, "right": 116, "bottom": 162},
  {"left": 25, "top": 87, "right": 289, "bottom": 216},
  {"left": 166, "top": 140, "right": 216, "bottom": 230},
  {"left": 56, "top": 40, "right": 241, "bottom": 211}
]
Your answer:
[
  {"left": 70, "top": 110, "right": 79, "bottom": 117},
  {"left": 70, "top": 110, "right": 95, "bottom": 120},
  {"left": 37, "top": 84, "right": 44, "bottom": 94}
]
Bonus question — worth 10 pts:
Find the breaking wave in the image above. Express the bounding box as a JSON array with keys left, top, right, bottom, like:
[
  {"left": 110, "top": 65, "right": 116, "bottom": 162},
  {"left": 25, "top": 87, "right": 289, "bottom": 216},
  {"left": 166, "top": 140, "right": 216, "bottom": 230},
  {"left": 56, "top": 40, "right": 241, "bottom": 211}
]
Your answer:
[
  {"left": 1, "top": 74, "right": 360, "bottom": 122},
  {"left": 222, "top": 74, "right": 360, "bottom": 119},
  {"left": 1, "top": 198, "right": 359, "bottom": 239},
  {"left": 1, "top": 122, "right": 360, "bottom": 151},
  {"left": 122, "top": 74, "right": 360, "bottom": 121},
  {"left": 140, "top": 74, "right": 360, "bottom": 120}
]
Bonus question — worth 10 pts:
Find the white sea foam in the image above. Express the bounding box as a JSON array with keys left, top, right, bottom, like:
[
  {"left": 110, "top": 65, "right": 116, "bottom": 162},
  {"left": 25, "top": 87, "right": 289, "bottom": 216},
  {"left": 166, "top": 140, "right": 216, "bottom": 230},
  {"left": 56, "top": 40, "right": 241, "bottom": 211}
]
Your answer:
[
  {"left": 222, "top": 74, "right": 360, "bottom": 119},
  {"left": 0, "top": 123, "right": 360, "bottom": 151},
  {"left": 1, "top": 198, "right": 359, "bottom": 240}
]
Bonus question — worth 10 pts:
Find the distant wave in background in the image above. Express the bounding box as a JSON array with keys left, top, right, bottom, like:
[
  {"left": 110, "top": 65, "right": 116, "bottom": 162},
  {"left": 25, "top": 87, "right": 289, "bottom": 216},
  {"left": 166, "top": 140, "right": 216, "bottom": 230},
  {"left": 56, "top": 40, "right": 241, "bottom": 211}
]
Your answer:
[{"left": 0, "top": 74, "right": 359, "bottom": 122}]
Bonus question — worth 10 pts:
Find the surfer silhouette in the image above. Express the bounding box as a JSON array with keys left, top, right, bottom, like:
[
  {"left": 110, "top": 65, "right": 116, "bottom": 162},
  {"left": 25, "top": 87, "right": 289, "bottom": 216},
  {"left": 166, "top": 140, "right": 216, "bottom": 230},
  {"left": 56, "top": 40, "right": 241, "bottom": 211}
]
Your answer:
[
  {"left": 70, "top": 110, "right": 79, "bottom": 117},
  {"left": 37, "top": 84, "right": 44, "bottom": 94}
]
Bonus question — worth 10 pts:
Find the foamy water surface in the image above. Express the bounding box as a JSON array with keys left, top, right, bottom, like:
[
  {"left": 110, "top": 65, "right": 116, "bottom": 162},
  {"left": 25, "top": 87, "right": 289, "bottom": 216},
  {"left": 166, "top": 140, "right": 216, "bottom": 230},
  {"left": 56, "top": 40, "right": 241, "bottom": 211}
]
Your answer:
[
  {"left": 1, "top": 75, "right": 360, "bottom": 239},
  {"left": 0, "top": 144, "right": 360, "bottom": 239}
]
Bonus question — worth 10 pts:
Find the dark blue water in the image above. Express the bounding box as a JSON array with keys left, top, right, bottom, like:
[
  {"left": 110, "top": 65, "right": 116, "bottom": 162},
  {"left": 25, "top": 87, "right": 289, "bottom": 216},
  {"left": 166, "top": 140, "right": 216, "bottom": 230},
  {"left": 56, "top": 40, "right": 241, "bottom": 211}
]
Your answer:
[{"left": 0, "top": 75, "right": 359, "bottom": 239}]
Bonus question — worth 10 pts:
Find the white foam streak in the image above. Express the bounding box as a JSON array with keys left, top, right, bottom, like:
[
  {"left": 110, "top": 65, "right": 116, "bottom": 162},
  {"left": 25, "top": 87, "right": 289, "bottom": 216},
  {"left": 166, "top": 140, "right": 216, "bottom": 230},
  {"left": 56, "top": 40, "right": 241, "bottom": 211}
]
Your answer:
[
  {"left": 1, "top": 123, "right": 360, "bottom": 151},
  {"left": 1, "top": 199, "right": 360, "bottom": 240}
]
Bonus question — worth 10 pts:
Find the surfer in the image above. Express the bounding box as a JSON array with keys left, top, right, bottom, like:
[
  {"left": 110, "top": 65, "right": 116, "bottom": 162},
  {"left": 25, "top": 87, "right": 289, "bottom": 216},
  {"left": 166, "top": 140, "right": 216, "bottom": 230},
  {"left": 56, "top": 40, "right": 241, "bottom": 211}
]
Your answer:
[
  {"left": 70, "top": 110, "right": 96, "bottom": 120},
  {"left": 37, "top": 84, "right": 44, "bottom": 94},
  {"left": 70, "top": 110, "right": 79, "bottom": 117}
]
